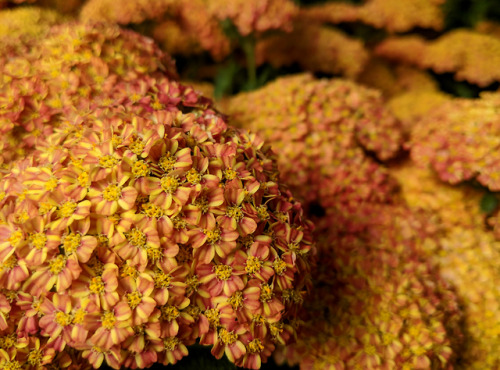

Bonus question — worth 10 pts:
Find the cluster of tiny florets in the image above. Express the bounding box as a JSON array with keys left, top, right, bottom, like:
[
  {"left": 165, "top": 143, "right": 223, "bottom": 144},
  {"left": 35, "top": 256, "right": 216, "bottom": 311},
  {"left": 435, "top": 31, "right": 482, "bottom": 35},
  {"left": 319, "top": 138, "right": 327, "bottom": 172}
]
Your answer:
[
  {"left": 227, "top": 74, "right": 402, "bottom": 231},
  {"left": 0, "top": 20, "right": 315, "bottom": 369}
]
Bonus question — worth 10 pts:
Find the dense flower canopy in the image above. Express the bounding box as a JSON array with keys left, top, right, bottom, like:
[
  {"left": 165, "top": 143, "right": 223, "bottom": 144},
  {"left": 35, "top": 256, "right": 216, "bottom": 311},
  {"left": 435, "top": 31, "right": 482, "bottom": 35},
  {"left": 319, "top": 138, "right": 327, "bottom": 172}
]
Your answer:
[
  {"left": 227, "top": 74, "right": 402, "bottom": 232},
  {"left": 392, "top": 162, "right": 500, "bottom": 368},
  {"left": 256, "top": 22, "right": 369, "bottom": 79},
  {"left": 300, "top": 0, "right": 446, "bottom": 33},
  {"left": 409, "top": 92, "right": 500, "bottom": 190},
  {"left": 0, "top": 19, "right": 315, "bottom": 369},
  {"left": 375, "top": 30, "right": 500, "bottom": 87},
  {"left": 277, "top": 204, "right": 464, "bottom": 369}
]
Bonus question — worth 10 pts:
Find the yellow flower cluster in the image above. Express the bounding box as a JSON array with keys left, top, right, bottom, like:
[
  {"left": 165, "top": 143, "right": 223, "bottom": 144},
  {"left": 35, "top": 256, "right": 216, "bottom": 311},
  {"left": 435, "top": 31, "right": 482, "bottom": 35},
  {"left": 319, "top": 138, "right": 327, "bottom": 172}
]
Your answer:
[
  {"left": 376, "top": 30, "right": 500, "bottom": 87},
  {"left": 301, "top": 0, "right": 445, "bottom": 33},
  {"left": 392, "top": 163, "right": 500, "bottom": 368}
]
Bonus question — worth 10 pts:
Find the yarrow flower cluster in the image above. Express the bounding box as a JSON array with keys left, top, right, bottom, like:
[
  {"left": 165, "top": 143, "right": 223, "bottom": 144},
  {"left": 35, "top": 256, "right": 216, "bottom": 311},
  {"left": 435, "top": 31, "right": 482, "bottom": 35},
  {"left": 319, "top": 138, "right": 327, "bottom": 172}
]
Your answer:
[
  {"left": 409, "top": 92, "right": 500, "bottom": 191},
  {"left": 392, "top": 163, "right": 500, "bottom": 368},
  {"left": 227, "top": 74, "right": 402, "bottom": 232},
  {"left": 0, "top": 19, "right": 315, "bottom": 369},
  {"left": 300, "top": 0, "right": 446, "bottom": 33},
  {"left": 277, "top": 204, "right": 464, "bottom": 369},
  {"left": 375, "top": 30, "right": 500, "bottom": 87}
]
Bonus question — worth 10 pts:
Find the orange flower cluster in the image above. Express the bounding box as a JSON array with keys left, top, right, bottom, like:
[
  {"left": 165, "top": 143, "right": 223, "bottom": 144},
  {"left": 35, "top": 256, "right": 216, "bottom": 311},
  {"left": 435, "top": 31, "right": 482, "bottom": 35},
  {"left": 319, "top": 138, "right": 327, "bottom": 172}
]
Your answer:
[
  {"left": 409, "top": 92, "right": 500, "bottom": 190},
  {"left": 256, "top": 22, "right": 369, "bottom": 79},
  {"left": 227, "top": 74, "right": 402, "bottom": 231},
  {"left": 0, "top": 20, "right": 315, "bottom": 369},
  {"left": 0, "top": 18, "right": 177, "bottom": 166},
  {"left": 392, "top": 163, "right": 500, "bottom": 368},
  {"left": 376, "top": 30, "right": 500, "bottom": 87},
  {"left": 278, "top": 205, "right": 464, "bottom": 369},
  {"left": 206, "top": 0, "right": 297, "bottom": 37},
  {"left": 300, "top": 0, "right": 445, "bottom": 33}
]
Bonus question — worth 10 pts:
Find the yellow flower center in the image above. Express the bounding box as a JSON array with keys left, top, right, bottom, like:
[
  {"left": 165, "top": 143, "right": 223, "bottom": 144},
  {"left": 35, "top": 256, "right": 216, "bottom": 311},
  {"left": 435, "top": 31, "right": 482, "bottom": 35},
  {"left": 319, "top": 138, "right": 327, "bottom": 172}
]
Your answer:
[
  {"left": 273, "top": 258, "right": 287, "bottom": 275},
  {"left": 63, "top": 233, "right": 81, "bottom": 254},
  {"left": 214, "top": 265, "right": 232, "bottom": 281},
  {"left": 27, "top": 349, "right": 43, "bottom": 366},
  {"left": 153, "top": 269, "right": 171, "bottom": 289},
  {"left": 127, "top": 291, "right": 142, "bottom": 309},
  {"left": 55, "top": 311, "right": 72, "bottom": 327},
  {"left": 185, "top": 305, "right": 201, "bottom": 320},
  {"left": 111, "top": 134, "right": 122, "bottom": 148},
  {"left": 49, "top": 255, "right": 66, "bottom": 275},
  {"left": 146, "top": 245, "right": 162, "bottom": 262},
  {"left": 204, "top": 308, "right": 220, "bottom": 328},
  {"left": 160, "top": 176, "right": 179, "bottom": 193},
  {"left": 89, "top": 276, "right": 105, "bottom": 294},
  {"left": 194, "top": 197, "right": 209, "bottom": 213},
  {"left": 142, "top": 203, "right": 163, "bottom": 218},
  {"left": 186, "top": 275, "right": 200, "bottom": 294},
  {"left": 159, "top": 153, "right": 176, "bottom": 173},
  {"left": 73, "top": 308, "right": 86, "bottom": 324},
  {"left": 163, "top": 337, "right": 180, "bottom": 351},
  {"left": 126, "top": 228, "right": 147, "bottom": 248},
  {"left": 172, "top": 217, "right": 187, "bottom": 230},
  {"left": 257, "top": 205, "right": 270, "bottom": 220},
  {"left": 132, "top": 160, "right": 150, "bottom": 178},
  {"left": 270, "top": 321, "right": 283, "bottom": 337},
  {"left": 161, "top": 305, "right": 180, "bottom": 322},
  {"left": 99, "top": 155, "right": 118, "bottom": 168},
  {"left": 102, "top": 184, "right": 122, "bottom": 201},
  {"left": 8, "top": 230, "right": 23, "bottom": 246},
  {"left": 129, "top": 136, "right": 145, "bottom": 156},
  {"left": 245, "top": 256, "right": 262, "bottom": 274},
  {"left": 38, "top": 202, "right": 53, "bottom": 215},
  {"left": 277, "top": 212, "right": 288, "bottom": 223},
  {"left": 223, "top": 168, "right": 237, "bottom": 181},
  {"left": 58, "top": 201, "right": 77, "bottom": 218},
  {"left": 45, "top": 177, "right": 58, "bottom": 191},
  {"left": 101, "top": 311, "right": 117, "bottom": 330},
  {"left": 382, "top": 332, "right": 395, "bottom": 346},
  {"left": 226, "top": 205, "right": 243, "bottom": 221},
  {"left": 15, "top": 211, "right": 29, "bottom": 224},
  {"left": 186, "top": 168, "right": 201, "bottom": 184},
  {"left": 120, "top": 264, "right": 138, "bottom": 278},
  {"left": 0, "top": 334, "right": 16, "bottom": 349},
  {"left": 218, "top": 328, "right": 237, "bottom": 345},
  {"left": 228, "top": 291, "right": 243, "bottom": 310},
  {"left": 77, "top": 171, "right": 90, "bottom": 188},
  {"left": 204, "top": 228, "right": 221, "bottom": 244},
  {"left": 259, "top": 284, "right": 273, "bottom": 302},
  {"left": 247, "top": 339, "right": 264, "bottom": 354},
  {"left": 2, "top": 255, "right": 17, "bottom": 270},
  {"left": 2, "top": 360, "right": 21, "bottom": 370}
]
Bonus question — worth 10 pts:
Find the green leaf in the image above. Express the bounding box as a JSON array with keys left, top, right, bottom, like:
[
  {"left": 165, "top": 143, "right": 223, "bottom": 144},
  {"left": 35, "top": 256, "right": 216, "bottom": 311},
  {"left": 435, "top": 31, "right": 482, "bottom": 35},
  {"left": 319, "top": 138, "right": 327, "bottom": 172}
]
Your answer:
[
  {"left": 480, "top": 192, "right": 498, "bottom": 214},
  {"left": 214, "top": 60, "right": 240, "bottom": 100}
]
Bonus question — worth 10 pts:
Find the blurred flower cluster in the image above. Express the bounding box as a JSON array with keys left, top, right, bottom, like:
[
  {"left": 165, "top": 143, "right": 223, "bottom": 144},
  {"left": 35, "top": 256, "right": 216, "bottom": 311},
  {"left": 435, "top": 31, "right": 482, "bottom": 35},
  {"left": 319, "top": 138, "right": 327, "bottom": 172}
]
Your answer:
[{"left": 2, "top": 0, "right": 500, "bottom": 369}]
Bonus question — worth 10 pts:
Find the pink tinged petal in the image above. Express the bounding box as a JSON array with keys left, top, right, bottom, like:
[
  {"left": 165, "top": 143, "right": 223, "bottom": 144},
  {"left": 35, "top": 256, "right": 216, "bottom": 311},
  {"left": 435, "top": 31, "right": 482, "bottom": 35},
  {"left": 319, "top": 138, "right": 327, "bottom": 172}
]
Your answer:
[
  {"left": 173, "top": 187, "right": 191, "bottom": 205},
  {"left": 0, "top": 315, "right": 7, "bottom": 331},
  {"left": 197, "top": 245, "right": 215, "bottom": 264},
  {"left": 71, "top": 325, "right": 88, "bottom": 345},
  {"left": 137, "top": 275, "right": 154, "bottom": 295},
  {"left": 114, "top": 302, "right": 132, "bottom": 321},
  {"left": 74, "top": 200, "right": 91, "bottom": 219},
  {"left": 221, "top": 229, "right": 239, "bottom": 242},
  {"left": 238, "top": 218, "right": 257, "bottom": 236},
  {"left": 215, "top": 241, "right": 237, "bottom": 258},
  {"left": 190, "top": 231, "right": 207, "bottom": 249},
  {"left": 77, "top": 236, "right": 98, "bottom": 263},
  {"left": 119, "top": 187, "right": 138, "bottom": 210},
  {"left": 96, "top": 200, "right": 118, "bottom": 216},
  {"left": 163, "top": 244, "right": 179, "bottom": 258}
]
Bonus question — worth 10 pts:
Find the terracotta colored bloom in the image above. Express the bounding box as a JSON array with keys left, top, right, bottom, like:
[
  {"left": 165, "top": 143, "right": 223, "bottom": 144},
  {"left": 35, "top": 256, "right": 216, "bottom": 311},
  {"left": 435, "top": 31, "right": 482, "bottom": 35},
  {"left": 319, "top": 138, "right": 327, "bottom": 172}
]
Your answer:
[
  {"left": 121, "top": 273, "right": 157, "bottom": 326},
  {"left": 227, "top": 74, "right": 402, "bottom": 233},
  {"left": 0, "top": 17, "right": 314, "bottom": 369},
  {"left": 257, "top": 21, "right": 369, "bottom": 79}
]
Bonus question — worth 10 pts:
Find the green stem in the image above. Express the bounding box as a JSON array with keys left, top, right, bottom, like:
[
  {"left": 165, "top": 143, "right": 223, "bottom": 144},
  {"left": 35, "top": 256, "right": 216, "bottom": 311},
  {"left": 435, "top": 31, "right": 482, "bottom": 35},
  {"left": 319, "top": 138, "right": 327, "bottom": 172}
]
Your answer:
[{"left": 241, "top": 35, "right": 257, "bottom": 91}]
